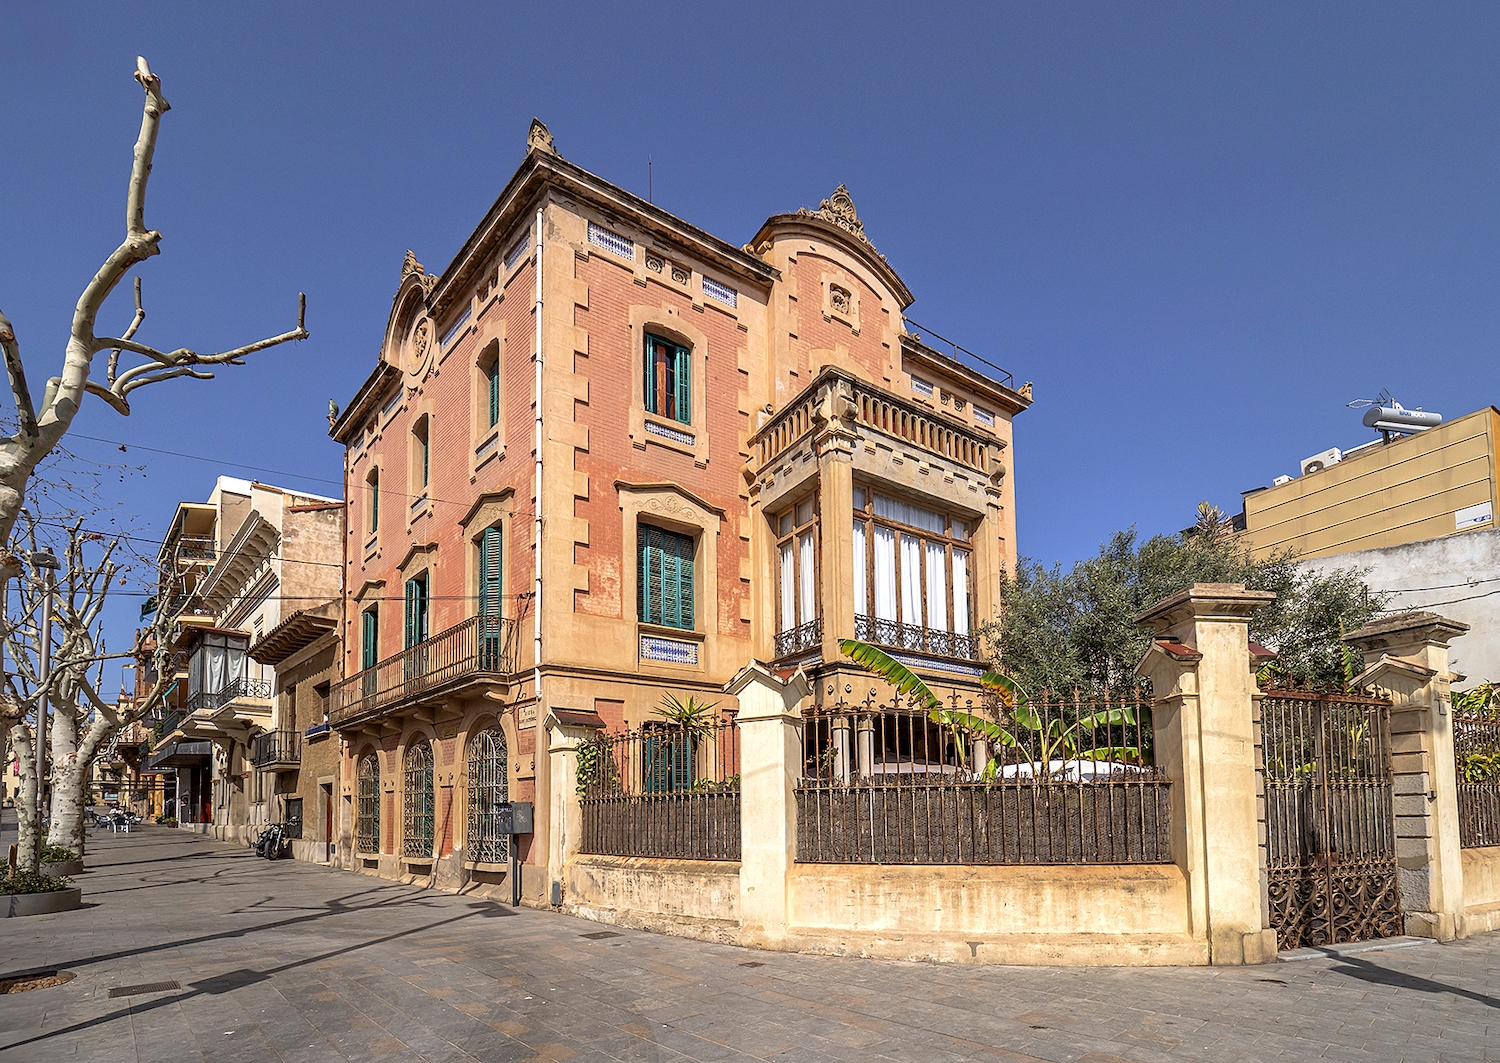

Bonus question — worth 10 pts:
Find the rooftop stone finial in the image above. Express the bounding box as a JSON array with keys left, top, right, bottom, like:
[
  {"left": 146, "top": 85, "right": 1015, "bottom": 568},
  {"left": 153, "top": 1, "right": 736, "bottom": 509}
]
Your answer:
[
  {"left": 798, "top": 184, "right": 881, "bottom": 257},
  {"left": 528, "top": 118, "right": 557, "bottom": 155}
]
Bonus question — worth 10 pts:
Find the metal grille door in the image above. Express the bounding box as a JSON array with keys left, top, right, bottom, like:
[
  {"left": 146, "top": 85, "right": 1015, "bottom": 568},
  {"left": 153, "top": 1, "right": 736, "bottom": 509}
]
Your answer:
[
  {"left": 466, "top": 728, "right": 509, "bottom": 865},
  {"left": 1261, "top": 690, "right": 1401, "bottom": 950},
  {"left": 356, "top": 754, "right": 379, "bottom": 854}
]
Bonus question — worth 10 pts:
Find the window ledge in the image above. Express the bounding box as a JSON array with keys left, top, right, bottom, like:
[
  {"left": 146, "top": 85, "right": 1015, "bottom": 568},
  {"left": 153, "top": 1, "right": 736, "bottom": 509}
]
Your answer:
[
  {"left": 464, "top": 860, "right": 511, "bottom": 873},
  {"left": 637, "top": 622, "right": 705, "bottom": 643}
]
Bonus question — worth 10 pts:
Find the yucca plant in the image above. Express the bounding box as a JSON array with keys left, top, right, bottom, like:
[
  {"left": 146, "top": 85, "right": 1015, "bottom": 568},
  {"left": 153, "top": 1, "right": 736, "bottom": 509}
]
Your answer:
[{"left": 653, "top": 692, "right": 720, "bottom": 736}]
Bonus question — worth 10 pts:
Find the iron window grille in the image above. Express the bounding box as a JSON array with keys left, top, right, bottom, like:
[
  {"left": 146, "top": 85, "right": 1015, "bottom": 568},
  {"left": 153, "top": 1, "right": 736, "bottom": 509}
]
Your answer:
[
  {"left": 466, "top": 727, "right": 510, "bottom": 865},
  {"left": 403, "top": 740, "right": 435, "bottom": 859},
  {"left": 355, "top": 754, "right": 379, "bottom": 854}
]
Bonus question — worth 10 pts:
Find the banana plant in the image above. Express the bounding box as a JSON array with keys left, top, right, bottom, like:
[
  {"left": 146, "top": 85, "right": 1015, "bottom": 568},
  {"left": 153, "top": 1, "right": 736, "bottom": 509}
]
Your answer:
[{"left": 838, "top": 639, "right": 1141, "bottom": 779}]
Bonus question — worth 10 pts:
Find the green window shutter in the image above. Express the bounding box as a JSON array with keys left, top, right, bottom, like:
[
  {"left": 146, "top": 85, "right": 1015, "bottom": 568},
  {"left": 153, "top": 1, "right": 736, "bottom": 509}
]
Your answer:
[
  {"left": 672, "top": 735, "right": 692, "bottom": 791},
  {"left": 479, "top": 527, "right": 502, "bottom": 617},
  {"left": 643, "top": 337, "right": 658, "bottom": 415},
  {"left": 361, "top": 609, "right": 378, "bottom": 669},
  {"left": 370, "top": 476, "right": 379, "bottom": 532},
  {"left": 677, "top": 532, "right": 694, "bottom": 629},
  {"left": 422, "top": 433, "right": 430, "bottom": 487},
  {"left": 673, "top": 344, "right": 691, "bottom": 424},
  {"left": 405, "top": 576, "right": 427, "bottom": 648},
  {"left": 487, "top": 360, "right": 500, "bottom": 427},
  {"left": 404, "top": 580, "right": 417, "bottom": 648}
]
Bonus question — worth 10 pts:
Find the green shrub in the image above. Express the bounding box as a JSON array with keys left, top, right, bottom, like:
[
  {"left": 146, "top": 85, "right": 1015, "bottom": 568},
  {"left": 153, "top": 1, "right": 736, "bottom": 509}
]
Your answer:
[
  {"left": 1, "top": 869, "right": 71, "bottom": 894},
  {"left": 40, "top": 845, "right": 76, "bottom": 863},
  {"left": 161, "top": 817, "right": 178, "bottom": 827}
]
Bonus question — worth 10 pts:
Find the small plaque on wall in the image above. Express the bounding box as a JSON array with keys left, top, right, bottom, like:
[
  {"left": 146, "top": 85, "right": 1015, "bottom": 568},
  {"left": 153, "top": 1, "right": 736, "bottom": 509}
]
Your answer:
[
  {"left": 439, "top": 726, "right": 458, "bottom": 740},
  {"left": 518, "top": 703, "right": 538, "bottom": 729}
]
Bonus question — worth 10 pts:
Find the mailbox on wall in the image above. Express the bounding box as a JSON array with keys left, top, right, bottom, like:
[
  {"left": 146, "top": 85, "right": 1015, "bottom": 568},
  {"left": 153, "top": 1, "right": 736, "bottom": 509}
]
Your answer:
[{"left": 495, "top": 801, "right": 533, "bottom": 836}]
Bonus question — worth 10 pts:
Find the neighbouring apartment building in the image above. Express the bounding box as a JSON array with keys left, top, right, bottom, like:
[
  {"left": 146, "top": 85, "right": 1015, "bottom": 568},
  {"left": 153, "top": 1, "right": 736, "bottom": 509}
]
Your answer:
[
  {"left": 1238, "top": 405, "right": 1500, "bottom": 681},
  {"left": 328, "top": 120, "right": 1030, "bottom": 901},
  {"left": 143, "top": 477, "right": 341, "bottom": 844}
]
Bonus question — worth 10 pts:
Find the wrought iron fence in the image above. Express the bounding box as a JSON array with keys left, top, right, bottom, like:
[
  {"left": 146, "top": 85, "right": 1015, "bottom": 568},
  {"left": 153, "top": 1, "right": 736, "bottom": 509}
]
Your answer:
[
  {"left": 1455, "top": 707, "right": 1500, "bottom": 848},
  {"left": 579, "top": 716, "right": 741, "bottom": 861},
  {"left": 331, "top": 614, "right": 517, "bottom": 729},
  {"left": 853, "top": 614, "right": 980, "bottom": 662},
  {"left": 797, "top": 690, "right": 1169, "bottom": 864}
]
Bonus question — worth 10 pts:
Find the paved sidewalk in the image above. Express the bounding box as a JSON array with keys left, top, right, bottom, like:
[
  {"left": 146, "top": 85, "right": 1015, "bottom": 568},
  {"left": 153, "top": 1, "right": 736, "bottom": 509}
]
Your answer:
[{"left": 1, "top": 828, "right": 1497, "bottom": 1062}]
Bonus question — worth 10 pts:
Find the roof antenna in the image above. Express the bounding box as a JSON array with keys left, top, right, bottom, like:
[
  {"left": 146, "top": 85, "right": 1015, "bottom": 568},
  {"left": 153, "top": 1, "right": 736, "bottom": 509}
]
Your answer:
[{"left": 648, "top": 155, "right": 653, "bottom": 203}]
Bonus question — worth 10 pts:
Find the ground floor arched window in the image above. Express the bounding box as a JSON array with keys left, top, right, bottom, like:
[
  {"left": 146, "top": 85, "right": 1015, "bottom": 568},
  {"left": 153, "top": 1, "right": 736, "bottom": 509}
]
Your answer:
[
  {"left": 356, "top": 754, "right": 379, "bottom": 853},
  {"left": 466, "top": 727, "right": 509, "bottom": 864},
  {"left": 403, "top": 739, "right": 434, "bottom": 858}
]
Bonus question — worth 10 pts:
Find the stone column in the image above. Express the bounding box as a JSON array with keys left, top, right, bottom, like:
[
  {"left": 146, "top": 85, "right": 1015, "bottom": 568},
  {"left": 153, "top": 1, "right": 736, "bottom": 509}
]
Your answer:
[
  {"left": 1344, "top": 611, "right": 1469, "bottom": 940},
  {"left": 544, "top": 707, "right": 605, "bottom": 907},
  {"left": 725, "top": 662, "right": 810, "bottom": 948},
  {"left": 1136, "top": 583, "right": 1280, "bottom": 965},
  {"left": 815, "top": 376, "right": 857, "bottom": 661}
]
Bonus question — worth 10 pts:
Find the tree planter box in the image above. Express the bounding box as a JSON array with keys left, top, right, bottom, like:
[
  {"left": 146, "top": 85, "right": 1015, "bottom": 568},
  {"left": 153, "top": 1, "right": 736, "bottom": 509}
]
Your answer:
[
  {"left": 2, "top": 888, "right": 82, "bottom": 917},
  {"left": 42, "top": 860, "right": 84, "bottom": 877}
]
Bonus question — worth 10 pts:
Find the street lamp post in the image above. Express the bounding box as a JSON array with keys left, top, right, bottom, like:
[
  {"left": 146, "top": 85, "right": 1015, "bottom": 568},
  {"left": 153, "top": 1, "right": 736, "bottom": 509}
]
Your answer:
[{"left": 28, "top": 547, "right": 59, "bottom": 814}]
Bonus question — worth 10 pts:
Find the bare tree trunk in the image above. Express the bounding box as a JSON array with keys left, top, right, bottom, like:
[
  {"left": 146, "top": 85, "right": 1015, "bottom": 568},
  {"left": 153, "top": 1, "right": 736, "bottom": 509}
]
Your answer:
[
  {"left": 47, "top": 697, "right": 82, "bottom": 854},
  {"left": 5, "top": 719, "right": 38, "bottom": 871}
]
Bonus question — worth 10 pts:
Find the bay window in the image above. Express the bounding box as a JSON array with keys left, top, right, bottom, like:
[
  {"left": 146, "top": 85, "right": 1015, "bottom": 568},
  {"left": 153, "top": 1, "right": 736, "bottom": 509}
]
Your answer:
[{"left": 852, "top": 487, "right": 974, "bottom": 657}]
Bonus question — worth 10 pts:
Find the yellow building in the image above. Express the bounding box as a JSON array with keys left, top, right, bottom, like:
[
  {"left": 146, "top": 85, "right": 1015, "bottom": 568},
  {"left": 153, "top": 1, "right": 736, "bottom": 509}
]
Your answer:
[{"left": 1239, "top": 407, "right": 1500, "bottom": 561}]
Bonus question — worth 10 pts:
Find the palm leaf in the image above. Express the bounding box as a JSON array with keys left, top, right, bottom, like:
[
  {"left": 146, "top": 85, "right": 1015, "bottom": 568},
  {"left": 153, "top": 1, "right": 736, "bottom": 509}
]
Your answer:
[
  {"left": 979, "top": 670, "right": 1028, "bottom": 709},
  {"left": 838, "top": 640, "right": 940, "bottom": 709}
]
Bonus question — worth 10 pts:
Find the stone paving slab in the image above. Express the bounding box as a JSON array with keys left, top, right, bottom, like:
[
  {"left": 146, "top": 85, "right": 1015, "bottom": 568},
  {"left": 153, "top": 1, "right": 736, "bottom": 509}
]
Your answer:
[{"left": 1, "top": 827, "right": 1499, "bottom": 1061}]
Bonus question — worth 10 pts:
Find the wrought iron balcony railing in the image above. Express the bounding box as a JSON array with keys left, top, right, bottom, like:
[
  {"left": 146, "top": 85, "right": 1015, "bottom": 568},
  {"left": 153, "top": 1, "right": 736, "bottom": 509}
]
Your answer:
[
  {"left": 331, "top": 614, "right": 517, "bottom": 730},
  {"left": 185, "top": 676, "right": 274, "bottom": 715},
  {"left": 251, "top": 730, "right": 302, "bottom": 769},
  {"left": 853, "top": 614, "right": 981, "bottom": 663},
  {"left": 774, "top": 618, "right": 822, "bottom": 659}
]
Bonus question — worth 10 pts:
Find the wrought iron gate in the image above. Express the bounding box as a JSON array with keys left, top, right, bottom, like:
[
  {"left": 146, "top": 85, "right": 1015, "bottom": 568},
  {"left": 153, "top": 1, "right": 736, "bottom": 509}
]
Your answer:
[{"left": 1260, "top": 688, "right": 1401, "bottom": 950}]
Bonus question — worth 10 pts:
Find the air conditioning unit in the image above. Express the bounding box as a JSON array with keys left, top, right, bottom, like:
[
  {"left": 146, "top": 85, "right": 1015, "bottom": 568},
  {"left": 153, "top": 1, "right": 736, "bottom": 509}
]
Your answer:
[
  {"left": 1273, "top": 475, "right": 1293, "bottom": 486},
  {"left": 1300, "top": 448, "right": 1342, "bottom": 476}
]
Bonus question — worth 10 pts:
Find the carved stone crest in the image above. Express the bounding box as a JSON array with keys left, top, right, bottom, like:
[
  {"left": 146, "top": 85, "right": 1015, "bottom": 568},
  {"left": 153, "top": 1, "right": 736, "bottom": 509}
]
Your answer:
[
  {"left": 799, "top": 184, "right": 880, "bottom": 255},
  {"left": 407, "top": 317, "right": 432, "bottom": 376},
  {"left": 528, "top": 117, "right": 557, "bottom": 155},
  {"left": 402, "top": 249, "right": 423, "bottom": 280}
]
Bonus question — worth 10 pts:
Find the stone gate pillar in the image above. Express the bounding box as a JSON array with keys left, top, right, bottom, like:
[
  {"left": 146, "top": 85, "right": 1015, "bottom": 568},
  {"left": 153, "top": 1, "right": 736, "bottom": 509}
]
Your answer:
[
  {"left": 1136, "top": 583, "right": 1279, "bottom": 965},
  {"left": 1344, "top": 611, "right": 1469, "bottom": 940},
  {"left": 725, "top": 662, "right": 810, "bottom": 948},
  {"left": 545, "top": 707, "right": 606, "bottom": 906}
]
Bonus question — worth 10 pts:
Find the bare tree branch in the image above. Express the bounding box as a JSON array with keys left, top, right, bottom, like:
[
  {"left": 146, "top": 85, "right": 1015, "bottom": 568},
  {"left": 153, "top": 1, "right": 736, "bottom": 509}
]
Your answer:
[
  {"left": 0, "top": 313, "right": 38, "bottom": 442},
  {"left": 106, "top": 277, "right": 145, "bottom": 386}
]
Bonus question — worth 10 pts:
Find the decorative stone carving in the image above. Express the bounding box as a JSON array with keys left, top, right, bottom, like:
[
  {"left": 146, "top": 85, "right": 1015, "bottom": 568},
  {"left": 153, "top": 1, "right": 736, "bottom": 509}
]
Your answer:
[
  {"left": 402, "top": 249, "right": 423, "bottom": 280},
  {"left": 407, "top": 318, "right": 432, "bottom": 376},
  {"left": 671, "top": 266, "right": 689, "bottom": 284},
  {"left": 830, "top": 285, "right": 851, "bottom": 315},
  {"left": 645, "top": 253, "right": 664, "bottom": 273},
  {"left": 645, "top": 496, "right": 697, "bottom": 521},
  {"left": 1019, "top": 381, "right": 1033, "bottom": 401},
  {"left": 799, "top": 184, "right": 882, "bottom": 256},
  {"left": 528, "top": 117, "right": 557, "bottom": 155}
]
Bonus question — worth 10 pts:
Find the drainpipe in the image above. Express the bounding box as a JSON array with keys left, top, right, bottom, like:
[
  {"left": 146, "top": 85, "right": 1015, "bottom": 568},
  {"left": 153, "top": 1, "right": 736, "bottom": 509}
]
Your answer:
[
  {"left": 529, "top": 206, "right": 544, "bottom": 901},
  {"left": 531, "top": 206, "right": 544, "bottom": 757}
]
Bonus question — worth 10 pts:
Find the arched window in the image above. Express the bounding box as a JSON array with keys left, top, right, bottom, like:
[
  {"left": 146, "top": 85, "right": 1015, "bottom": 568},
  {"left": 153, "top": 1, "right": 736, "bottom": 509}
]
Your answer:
[
  {"left": 403, "top": 739, "right": 434, "bottom": 858},
  {"left": 466, "top": 727, "right": 509, "bottom": 864},
  {"left": 356, "top": 754, "right": 380, "bottom": 854}
]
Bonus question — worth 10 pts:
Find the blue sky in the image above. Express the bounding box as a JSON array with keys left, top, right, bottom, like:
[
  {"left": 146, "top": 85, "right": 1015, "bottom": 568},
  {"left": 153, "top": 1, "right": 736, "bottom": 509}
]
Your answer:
[{"left": 2, "top": 3, "right": 1498, "bottom": 689}]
